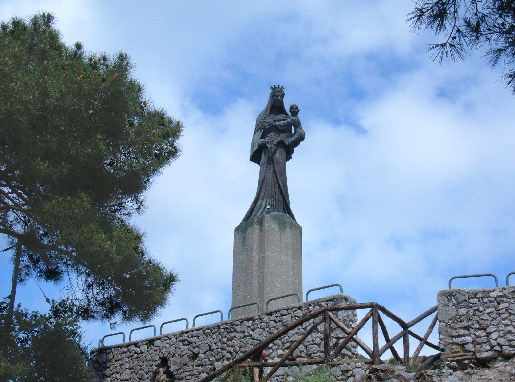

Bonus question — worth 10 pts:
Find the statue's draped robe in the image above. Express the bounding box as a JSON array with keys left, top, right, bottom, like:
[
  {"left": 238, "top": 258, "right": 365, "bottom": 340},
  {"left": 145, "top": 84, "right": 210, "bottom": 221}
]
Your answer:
[{"left": 242, "top": 96, "right": 305, "bottom": 223}]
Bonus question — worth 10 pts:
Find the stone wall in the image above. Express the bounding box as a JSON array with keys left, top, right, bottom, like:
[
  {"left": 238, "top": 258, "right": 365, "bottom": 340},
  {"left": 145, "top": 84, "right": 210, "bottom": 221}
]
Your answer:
[
  {"left": 89, "top": 295, "right": 357, "bottom": 381},
  {"left": 438, "top": 286, "right": 515, "bottom": 362},
  {"left": 89, "top": 287, "right": 515, "bottom": 381}
]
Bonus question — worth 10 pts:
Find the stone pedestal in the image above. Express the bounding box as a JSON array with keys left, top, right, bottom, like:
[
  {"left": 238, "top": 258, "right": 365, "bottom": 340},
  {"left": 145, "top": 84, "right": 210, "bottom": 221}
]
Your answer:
[{"left": 231, "top": 212, "right": 302, "bottom": 318}]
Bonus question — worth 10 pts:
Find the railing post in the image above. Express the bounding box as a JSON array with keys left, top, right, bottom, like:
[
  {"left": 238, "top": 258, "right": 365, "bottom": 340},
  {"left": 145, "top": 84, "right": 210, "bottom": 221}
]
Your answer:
[
  {"left": 372, "top": 305, "right": 380, "bottom": 364},
  {"left": 403, "top": 327, "right": 410, "bottom": 365},
  {"left": 324, "top": 311, "right": 331, "bottom": 361}
]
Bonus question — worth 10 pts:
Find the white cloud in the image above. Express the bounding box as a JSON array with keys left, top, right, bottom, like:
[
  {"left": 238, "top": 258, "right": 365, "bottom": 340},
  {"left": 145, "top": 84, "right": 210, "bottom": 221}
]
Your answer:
[{"left": 297, "top": 1, "right": 416, "bottom": 59}]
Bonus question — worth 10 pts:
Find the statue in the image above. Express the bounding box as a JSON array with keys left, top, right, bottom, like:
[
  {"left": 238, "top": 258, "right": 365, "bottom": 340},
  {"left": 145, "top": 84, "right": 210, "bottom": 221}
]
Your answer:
[{"left": 242, "top": 85, "right": 305, "bottom": 223}]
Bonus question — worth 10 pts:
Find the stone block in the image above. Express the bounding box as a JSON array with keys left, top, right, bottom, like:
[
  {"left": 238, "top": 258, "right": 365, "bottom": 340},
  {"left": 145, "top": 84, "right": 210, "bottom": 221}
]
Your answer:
[
  {"left": 455, "top": 336, "right": 473, "bottom": 345},
  {"left": 476, "top": 351, "right": 498, "bottom": 360},
  {"left": 502, "top": 346, "right": 515, "bottom": 356},
  {"left": 438, "top": 305, "right": 457, "bottom": 323},
  {"left": 232, "top": 213, "right": 302, "bottom": 318}
]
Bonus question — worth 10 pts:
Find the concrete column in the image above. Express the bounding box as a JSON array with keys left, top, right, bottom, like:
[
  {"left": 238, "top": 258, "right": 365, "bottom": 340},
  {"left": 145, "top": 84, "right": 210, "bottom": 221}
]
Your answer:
[{"left": 231, "top": 212, "right": 302, "bottom": 318}]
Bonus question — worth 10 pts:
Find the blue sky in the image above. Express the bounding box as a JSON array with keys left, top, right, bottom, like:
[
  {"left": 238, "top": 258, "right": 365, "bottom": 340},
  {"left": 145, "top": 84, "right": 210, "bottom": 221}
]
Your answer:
[{"left": 2, "top": 0, "right": 515, "bottom": 350}]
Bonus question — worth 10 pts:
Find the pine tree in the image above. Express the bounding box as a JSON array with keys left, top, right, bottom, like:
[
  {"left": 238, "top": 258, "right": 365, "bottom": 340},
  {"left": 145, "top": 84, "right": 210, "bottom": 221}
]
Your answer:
[
  {"left": 0, "top": 13, "right": 181, "bottom": 321},
  {"left": 0, "top": 299, "right": 89, "bottom": 381},
  {"left": 409, "top": 0, "right": 515, "bottom": 92}
]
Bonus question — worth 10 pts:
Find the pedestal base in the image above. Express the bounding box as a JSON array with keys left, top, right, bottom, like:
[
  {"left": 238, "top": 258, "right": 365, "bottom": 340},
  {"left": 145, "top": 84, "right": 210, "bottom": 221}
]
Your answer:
[{"left": 232, "top": 213, "right": 302, "bottom": 318}]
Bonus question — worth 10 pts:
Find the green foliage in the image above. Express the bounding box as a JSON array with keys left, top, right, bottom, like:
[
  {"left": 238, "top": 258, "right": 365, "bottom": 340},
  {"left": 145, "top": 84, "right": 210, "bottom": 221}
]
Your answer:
[
  {"left": 216, "top": 366, "right": 253, "bottom": 381},
  {"left": 0, "top": 13, "right": 182, "bottom": 321},
  {"left": 409, "top": 0, "right": 515, "bottom": 92},
  {"left": 288, "top": 365, "right": 337, "bottom": 382},
  {"left": 388, "top": 357, "right": 401, "bottom": 365},
  {"left": 216, "top": 364, "right": 339, "bottom": 382},
  {"left": 0, "top": 299, "right": 88, "bottom": 381}
]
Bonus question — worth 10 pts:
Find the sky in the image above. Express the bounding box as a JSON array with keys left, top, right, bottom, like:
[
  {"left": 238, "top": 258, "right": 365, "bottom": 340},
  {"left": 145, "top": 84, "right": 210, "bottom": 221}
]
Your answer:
[{"left": 1, "top": 0, "right": 515, "bottom": 354}]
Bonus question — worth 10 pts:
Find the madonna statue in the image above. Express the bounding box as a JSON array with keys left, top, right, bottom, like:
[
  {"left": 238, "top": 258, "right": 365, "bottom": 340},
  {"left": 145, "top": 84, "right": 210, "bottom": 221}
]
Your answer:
[{"left": 241, "top": 85, "right": 305, "bottom": 223}]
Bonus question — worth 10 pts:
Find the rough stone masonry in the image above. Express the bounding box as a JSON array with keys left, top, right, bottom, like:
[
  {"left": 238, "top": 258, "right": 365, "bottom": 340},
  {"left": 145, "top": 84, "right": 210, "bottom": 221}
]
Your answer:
[
  {"left": 438, "top": 286, "right": 515, "bottom": 362},
  {"left": 89, "top": 287, "right": 515, "bottom": 381},
  {"left": 89, "top": 295, "right": 357, "bottom": 381}
]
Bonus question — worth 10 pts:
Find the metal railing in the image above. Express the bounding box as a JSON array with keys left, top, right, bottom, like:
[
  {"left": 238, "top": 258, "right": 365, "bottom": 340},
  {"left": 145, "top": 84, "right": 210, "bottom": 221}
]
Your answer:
[
  {"left": 94, "top": 283, "right": 354, "bottom": 348},
  {"left": 192, "top": 310, "right": 223, "bottom": 327},
  {"left": 129, "top": 325, "right": 156, "bottom": 342},
  {"left": 103, "top": 277, "right": 509, "bottom": 350},
  {"left": 265, "top": 293, "right": 301, "bottom": 310},
  {"left": 160, "top": 318, "right": 189, "bottom": 334},
  {"left": 99, "top": 332, "right": 125, "bottom": 348},
  {"left": 306, "top": 283, "right": 343, "bottom": 301},
  {"left": 228, "top": 302, "right": 261, "bottom": 319},
  {"left": 448, "top": 273, "right": 499, "bottom": 289},
  {"left": 94, "top": 275, "right": 515, "bottom": 348}
]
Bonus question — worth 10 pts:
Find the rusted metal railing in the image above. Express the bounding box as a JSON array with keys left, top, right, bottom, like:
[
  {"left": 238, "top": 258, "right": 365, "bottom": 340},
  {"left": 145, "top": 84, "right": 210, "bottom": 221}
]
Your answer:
[{"left": 200, "top": 303, "right": 440, "bottom": 381}]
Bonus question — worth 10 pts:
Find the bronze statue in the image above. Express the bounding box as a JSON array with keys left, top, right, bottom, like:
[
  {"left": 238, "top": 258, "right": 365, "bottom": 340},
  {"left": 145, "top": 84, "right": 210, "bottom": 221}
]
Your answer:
[{"left": 242, "top": 85, "right": 305, "bottom": 223}]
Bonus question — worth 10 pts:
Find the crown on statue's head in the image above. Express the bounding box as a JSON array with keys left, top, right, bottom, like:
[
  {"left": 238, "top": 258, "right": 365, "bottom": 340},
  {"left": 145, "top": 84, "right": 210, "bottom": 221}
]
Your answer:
[{"left": 270, "top": 85, "right": 285, "bottom": 93}]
